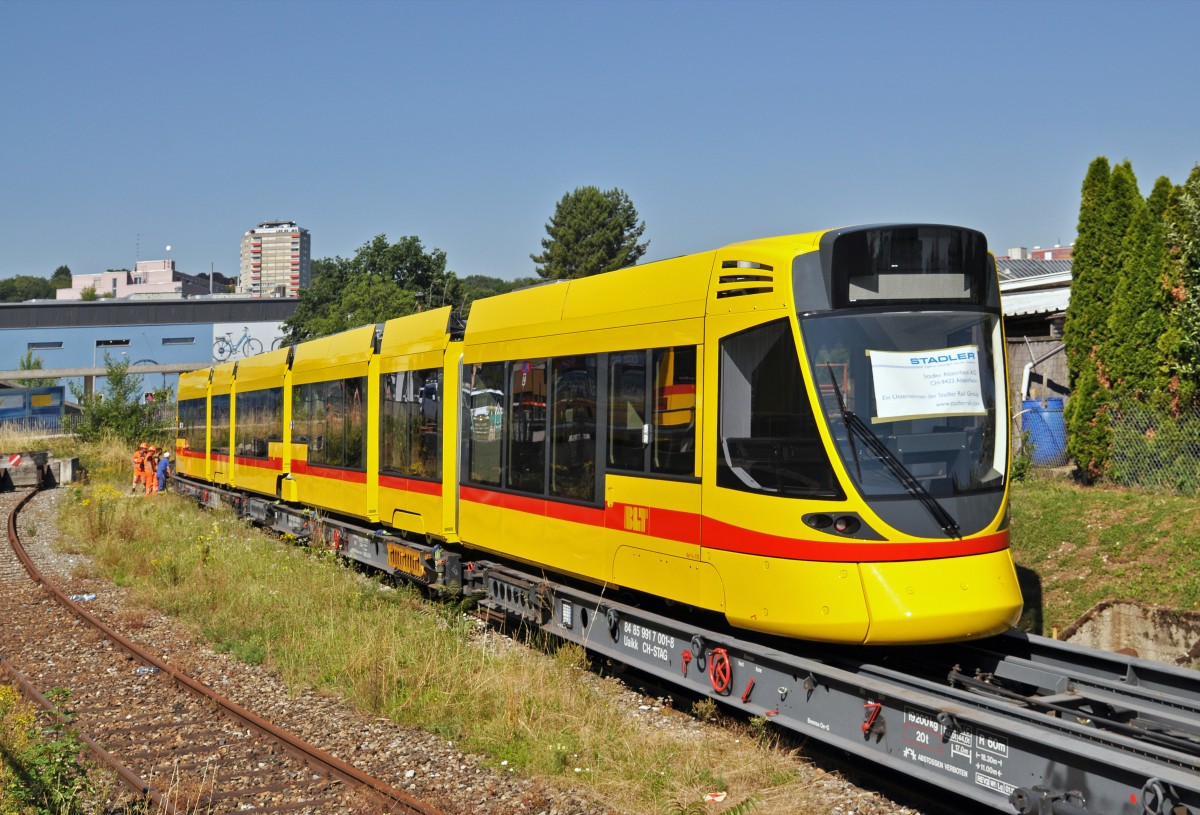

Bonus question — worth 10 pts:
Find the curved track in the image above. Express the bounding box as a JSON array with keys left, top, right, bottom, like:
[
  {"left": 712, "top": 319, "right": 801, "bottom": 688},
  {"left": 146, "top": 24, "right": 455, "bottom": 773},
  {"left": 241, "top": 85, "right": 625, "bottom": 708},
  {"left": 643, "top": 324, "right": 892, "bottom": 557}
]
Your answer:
[{"left": 0, "top": 487, "right": 445, "bottom": 815}]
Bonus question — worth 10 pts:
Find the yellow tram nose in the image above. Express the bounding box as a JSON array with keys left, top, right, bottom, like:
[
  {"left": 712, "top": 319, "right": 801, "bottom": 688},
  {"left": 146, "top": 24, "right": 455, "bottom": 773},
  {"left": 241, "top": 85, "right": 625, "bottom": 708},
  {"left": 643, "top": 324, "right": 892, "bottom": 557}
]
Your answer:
[{"left": 859, "top": 549, "right": 1023, "bottom": 644}]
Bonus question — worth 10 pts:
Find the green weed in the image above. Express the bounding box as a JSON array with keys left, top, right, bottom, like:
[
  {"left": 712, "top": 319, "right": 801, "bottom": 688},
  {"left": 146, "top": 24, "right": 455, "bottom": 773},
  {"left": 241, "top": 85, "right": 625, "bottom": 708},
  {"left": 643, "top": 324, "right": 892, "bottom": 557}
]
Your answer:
[{"left": 0, "top": 686, "right": 94, "bottom": 815}]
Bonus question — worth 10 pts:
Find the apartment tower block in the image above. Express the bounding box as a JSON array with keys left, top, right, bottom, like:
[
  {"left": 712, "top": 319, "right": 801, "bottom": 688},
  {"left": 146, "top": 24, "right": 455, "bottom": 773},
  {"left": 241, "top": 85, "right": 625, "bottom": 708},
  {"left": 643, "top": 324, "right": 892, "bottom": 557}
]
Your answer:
[{"left": 239, "top": 220, "right": 311, "bottom": 298}]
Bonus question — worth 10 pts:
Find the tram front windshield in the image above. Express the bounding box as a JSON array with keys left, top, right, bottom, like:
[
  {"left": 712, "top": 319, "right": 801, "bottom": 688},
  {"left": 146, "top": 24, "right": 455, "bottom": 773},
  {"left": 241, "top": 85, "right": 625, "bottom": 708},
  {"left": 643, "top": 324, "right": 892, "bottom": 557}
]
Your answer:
[{"left": 800, "top": 309, "right": 1007, "bottom": 501}]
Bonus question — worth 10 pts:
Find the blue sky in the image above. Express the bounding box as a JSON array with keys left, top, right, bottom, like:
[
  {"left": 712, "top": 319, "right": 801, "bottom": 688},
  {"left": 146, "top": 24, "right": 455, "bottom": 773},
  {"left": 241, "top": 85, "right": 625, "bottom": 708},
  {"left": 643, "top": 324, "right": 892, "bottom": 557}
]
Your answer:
[{"left": 2, "top": 0, "right": 1197, "bottom": 283}]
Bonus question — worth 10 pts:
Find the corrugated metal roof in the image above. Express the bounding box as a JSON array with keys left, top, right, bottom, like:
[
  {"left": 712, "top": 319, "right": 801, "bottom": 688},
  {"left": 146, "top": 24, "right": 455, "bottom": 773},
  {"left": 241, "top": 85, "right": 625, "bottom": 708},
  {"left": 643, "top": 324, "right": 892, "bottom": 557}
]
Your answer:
[
  {"left": 997, "top": 258, "right": 1072, "bottom": 280},
  {"left": 1001, "top": 287, "right": 1070, "bottom": 317},
  {"left": 0, "top": 298, "right": 298, "bottom": 329}
]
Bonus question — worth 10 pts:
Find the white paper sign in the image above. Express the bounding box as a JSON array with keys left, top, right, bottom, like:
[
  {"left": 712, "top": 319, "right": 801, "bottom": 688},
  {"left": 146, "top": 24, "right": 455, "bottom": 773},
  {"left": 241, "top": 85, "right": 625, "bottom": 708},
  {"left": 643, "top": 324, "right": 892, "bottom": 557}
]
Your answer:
[{"left": 869, "top": 345, "right": 985, "bottom": 422}]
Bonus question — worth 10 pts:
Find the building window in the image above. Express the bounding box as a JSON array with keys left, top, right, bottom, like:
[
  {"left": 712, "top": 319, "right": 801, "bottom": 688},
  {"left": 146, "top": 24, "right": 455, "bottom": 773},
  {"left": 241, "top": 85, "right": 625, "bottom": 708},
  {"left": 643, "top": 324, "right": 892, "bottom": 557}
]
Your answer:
[
  {"left": 96, "top": 339, "right": 130, "bottom": 348},
  {"left": 27, "top": 342, "right": 63, "bottom": 350},
  {"left": 162, "top": 337, "right": 195, "bottom": 346}
]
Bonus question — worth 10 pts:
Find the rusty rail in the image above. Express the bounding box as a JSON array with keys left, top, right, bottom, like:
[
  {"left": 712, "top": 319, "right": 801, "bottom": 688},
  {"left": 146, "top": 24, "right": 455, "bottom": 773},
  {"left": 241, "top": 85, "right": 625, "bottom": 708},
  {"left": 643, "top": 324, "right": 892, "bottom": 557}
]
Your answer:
[{"left": 5, "top": 485, "right": 444, "bottom": 815}]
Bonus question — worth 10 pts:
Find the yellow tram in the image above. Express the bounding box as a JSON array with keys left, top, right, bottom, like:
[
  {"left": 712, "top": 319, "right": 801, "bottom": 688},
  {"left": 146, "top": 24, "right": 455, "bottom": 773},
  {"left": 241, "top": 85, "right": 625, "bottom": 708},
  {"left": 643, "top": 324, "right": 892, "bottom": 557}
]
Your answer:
[{"left": 176, "top": 224, "right": 1022, "bottom": 644}]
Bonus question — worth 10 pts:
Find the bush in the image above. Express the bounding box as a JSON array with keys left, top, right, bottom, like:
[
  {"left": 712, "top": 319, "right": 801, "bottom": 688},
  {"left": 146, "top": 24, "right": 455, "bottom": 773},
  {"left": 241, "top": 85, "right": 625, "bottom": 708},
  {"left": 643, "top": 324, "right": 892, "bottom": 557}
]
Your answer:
[
  {"left": 1011, "top": 430, "right": 1033, "bottom": 481},
  {"left": 0, "top": 686, "right": 93, "bottom": 814},
  {"left": 67, "top": 354, "right": 173, "bottom": 445}
]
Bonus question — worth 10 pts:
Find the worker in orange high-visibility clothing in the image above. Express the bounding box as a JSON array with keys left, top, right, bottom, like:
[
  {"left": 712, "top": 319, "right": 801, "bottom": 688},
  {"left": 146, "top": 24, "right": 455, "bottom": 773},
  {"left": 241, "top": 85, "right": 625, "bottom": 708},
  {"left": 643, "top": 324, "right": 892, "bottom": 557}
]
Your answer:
[
  {"left": 131, "top": 442, "right": 148, "bottom": 493},
  {"left": 142, "top": 445, "right": 158, "bottom": 496}
]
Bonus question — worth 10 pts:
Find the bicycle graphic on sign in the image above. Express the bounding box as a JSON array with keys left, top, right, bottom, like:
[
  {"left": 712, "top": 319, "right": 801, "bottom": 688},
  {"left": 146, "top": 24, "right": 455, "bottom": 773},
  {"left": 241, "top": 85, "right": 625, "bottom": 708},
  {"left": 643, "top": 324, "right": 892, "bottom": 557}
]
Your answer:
[{"left": 213, "top": 327, "right": 263, "bottom": 361}]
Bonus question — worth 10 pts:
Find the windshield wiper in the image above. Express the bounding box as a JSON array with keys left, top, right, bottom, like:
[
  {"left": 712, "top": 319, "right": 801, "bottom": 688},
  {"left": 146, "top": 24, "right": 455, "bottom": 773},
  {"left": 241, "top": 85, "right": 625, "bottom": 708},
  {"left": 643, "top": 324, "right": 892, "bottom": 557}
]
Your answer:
[{"left": 826, "top": 368, "right": 960, "bottom": 539}]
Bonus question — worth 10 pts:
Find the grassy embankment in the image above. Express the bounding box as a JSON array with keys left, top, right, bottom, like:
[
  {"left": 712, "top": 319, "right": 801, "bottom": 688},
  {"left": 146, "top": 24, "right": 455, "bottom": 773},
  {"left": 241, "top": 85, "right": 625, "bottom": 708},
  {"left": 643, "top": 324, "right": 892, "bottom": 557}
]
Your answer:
[
  {"left": 37, "top": 434, "right": 806, "bottom": 815},
  {"left": 1009, "top": 475, "right": 1200, "bottom": 634}
]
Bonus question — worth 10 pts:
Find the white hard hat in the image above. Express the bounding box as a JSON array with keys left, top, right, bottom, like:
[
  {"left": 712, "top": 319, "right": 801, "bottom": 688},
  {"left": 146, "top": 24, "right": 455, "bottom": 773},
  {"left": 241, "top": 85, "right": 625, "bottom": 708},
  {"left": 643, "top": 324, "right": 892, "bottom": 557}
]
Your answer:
[{"left": 162, "top": 451, "right": 170, "bottom": 458}]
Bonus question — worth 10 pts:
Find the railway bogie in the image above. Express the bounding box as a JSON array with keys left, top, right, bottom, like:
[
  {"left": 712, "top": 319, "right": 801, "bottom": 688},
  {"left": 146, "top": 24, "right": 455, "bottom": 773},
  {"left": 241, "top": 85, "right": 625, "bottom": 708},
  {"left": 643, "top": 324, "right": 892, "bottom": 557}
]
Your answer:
[{"left": 175, "top": 224, "right": 1024, "bottom": 645}]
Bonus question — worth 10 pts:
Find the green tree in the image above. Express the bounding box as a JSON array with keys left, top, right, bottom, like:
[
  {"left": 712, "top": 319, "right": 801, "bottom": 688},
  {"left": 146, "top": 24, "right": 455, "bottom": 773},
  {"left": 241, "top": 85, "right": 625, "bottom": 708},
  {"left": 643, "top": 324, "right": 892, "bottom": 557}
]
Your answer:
[
  {"left": 1065, "top": 362, "right": 1111, "bottom": 483},
  {"left": 1063, "top": 158, "right": 1111, "bottom": 476},
  {"left": 531, "top": 186, "right": 648, "bottom": 279},
  {"left": 67, "top": 354, "right": 173, "bottom": 444},
  {"left": 298, "top": 273, "right": 418, "bottom": 339},
  {"left": 79, "top": 285, "right": 99, "bottom": 301},
  {"left": 282, "top": 234, "right": 460, "bottom": 343},
  {"left": 1062, "top": 157, "right": 1111, "bottom": 389},
  {"left": 15, "top": 350, "right": 56, "bottom": 388},
  {"left": 457, "top": 274, "right": 540, "bottom": 315},
  {"left": 50, "top": 265, "right": 72, "bottom": 288},
  {"left": 1064, "top": 159, "right": 1142, "bottom": 479},
  {"left": 0, "top": 275, "right": 55, "bottom": 302},
  {"left": 1160, "top": 165, "right": 1200, "bottom": 409},
  {"left": 1106, "top": 177, "right": 1171, "bottom": 399}
]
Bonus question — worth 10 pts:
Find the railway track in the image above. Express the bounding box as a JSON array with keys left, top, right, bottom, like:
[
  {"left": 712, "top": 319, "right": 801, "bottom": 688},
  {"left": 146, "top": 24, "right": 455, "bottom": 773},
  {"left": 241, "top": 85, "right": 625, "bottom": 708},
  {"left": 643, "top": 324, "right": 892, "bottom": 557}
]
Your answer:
[{"left": 0, "top": 487, "right": 445, "bottom": 815}]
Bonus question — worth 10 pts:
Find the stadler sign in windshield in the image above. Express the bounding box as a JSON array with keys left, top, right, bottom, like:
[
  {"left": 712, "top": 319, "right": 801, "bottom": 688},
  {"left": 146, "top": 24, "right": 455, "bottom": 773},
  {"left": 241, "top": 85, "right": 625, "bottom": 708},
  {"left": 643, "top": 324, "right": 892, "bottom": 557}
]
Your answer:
[{"left": 868, "top": 345, "right": 985, "bottom": 423}]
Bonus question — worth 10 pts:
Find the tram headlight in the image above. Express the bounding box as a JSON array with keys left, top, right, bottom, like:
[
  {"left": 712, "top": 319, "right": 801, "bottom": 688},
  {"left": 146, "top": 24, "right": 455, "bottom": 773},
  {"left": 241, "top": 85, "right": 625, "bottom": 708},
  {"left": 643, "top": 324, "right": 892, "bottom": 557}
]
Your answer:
[
  {"left": 804, "top": 514, "right": 833, "bottom": 530},
  {"left": 804, "top": 512, "right": 871, "bottom": 538},
  {"left": 833, "top": 516, "right": 860, "bottom": 535}
]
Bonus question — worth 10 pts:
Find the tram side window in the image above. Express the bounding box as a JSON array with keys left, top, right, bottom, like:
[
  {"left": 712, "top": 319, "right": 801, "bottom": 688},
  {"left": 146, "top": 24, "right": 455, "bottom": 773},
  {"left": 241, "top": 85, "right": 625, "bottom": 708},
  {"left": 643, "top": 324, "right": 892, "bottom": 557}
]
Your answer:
[
  {"left": 717, "top": 320, "right": 842, "bottom": 499},
  {"left": 211, "top": 394, "right": 231, "bottom": 456},
  {"left": 652, "top": 347, "right": 696, "bottom": 475},
  {"left": 465, "top": 362, "right": 506, "bottom": 487},
  {"left": 178, "top": 397, "right": 206, "bottom": 453},
  {"left": 550, "top": 355, "right": 597, "bottom": 500},
  {"left": 381, "top": 369, "right": 441, "bottom": 480},
  {"left": 235, "top": 387, "right": 282, "bottom": 459},
  {"left": 607, "top": 346, "right": 697, "bottom": 477},
  {"left": 293, "top": 377, "right": 366, "bottom": 469},
  {"left": 508, "top": 360, "right": 548, "bottom": 495},
  {"left": 607, "top": 351, "right": 647, "bottom": 471}
]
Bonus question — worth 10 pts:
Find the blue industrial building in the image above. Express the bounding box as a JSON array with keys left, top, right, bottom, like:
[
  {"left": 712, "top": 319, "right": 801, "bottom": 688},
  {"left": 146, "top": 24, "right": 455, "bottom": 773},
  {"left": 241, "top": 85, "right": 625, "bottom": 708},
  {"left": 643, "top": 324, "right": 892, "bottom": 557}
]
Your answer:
[{"left": 0, "top": 298, "right": 298, "bottom": 399}]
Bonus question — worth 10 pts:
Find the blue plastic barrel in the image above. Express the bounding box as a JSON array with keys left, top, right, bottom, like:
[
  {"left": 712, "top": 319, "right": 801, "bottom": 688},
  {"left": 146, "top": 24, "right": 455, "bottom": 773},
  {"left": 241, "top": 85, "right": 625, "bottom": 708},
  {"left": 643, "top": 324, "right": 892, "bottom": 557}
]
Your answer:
[{"left": 1021, "top": 398, "right": 1068, "bottom": 466}]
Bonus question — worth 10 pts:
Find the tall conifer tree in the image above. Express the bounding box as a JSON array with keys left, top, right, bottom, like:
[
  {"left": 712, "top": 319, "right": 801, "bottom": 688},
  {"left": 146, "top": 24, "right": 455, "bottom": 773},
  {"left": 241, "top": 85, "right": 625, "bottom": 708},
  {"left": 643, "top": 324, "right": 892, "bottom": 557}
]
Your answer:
[
  {"left": 1064, "top": 160, "right": 1141, "bottom": 477},
  {"left": 1062, "top": 157, "right": 1111, "bottom": 390},
  {"left": 531, "top": 187, "right": 648, "bottom": 280},
  {"left": 1063, "top": 158, "right": 1112, "bottom": 475},
  {"left": 1160, "top": 166, "right": 1200, "bottom": 409},
  {"left": 1095, "top": 161, "right": 1144, "bottom": 367},
  {"left": 1107, "top": 177, "right": 1171, "bottom": 399}
]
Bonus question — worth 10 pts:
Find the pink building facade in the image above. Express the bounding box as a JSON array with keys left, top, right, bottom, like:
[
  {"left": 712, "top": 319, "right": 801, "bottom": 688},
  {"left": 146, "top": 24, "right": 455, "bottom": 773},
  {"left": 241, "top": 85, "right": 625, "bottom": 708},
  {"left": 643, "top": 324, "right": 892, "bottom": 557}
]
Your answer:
[{"left": 56, "top": 260, "right": 209, "bottom": 300}]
